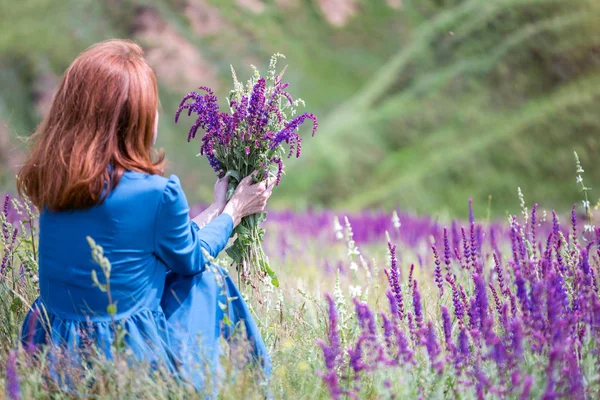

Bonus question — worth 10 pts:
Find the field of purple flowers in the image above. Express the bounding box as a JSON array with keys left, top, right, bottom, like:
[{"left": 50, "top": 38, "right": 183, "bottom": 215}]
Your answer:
[{"left": 1, "top": 160, "right": 600, "bottom": 398}]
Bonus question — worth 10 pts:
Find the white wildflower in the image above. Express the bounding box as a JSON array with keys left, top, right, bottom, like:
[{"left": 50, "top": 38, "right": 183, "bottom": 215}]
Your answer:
[
  {"left": 349, "top": 285, "right": 362, "bottom": 298},
  {"left": 359, "top": 255, "right": 372, "bottom": 280},
  {"left": 392, "top": 210, "right": 401, "bottom": 229},
  {"left": 583, "top": 200, "right": 591, "bottom": 211},
  {"left": 267, "top": 53, "right": 286, "bottom": 81},
  {"left": 333, "top": 216, "right": 344, "bottom": 240},
  {"left": 360, "top": 287, "right": 369, "bottom": 302},
  {"left": 230, "top": 65, "right": 243, "bottom": 97},
  {"left": 349, "top": 261, "right": 359, "bottom": 272},
  {"left": 542, "top": 210, "right": 547, "bottom": 224},
  {"left": 250, "top": 64, "right": 260, "bottom": 80},
  {"left": 577, "top": 175, "right": 583, "bottom": 184},
  {"left": 293, "top": 98, "right": 305, "bottom": 108},
  {"left": 575, "top": 151, "right": 585, "bottom": 173},
  {"left": 518, "top": 187, "right": 528, "bottom": 224},
  {"left": 584, "top": 224, "right": 595, "bottom": 233},
  {"left": 345, "top": 216, "right": 360, "bottom": 257},
  {"left": 347, "top": 247, "right": 360, "bottom": 257}
]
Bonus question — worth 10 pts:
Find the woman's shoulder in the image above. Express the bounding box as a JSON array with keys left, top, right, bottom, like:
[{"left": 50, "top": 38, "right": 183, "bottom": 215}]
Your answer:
[{"left": 119, "top": 171, "right": 183, "bottom": 201}]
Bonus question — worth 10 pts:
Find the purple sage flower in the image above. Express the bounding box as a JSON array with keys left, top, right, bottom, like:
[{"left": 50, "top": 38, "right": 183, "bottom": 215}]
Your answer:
[{"left": 6, "top": 350, "right": 21, "bottom": 400}]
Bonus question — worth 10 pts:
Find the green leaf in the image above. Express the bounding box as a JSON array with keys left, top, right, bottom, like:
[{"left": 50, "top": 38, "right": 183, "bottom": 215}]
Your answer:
[
  {"left": 256, "top": 212, "right": 267, "bottom": 224},
  {"left": 222, "top": 314, "right": 233, "bottom": 326},
  {"left": 10, "top": 297, "right": 23, "bottom": 313},
  {"left": 260, "top": 259, "right": 279, "bottom": 287},
  {"left": 223, "top": 170, "right": 242, "bottom": 183},
  {"left": 226, "top": 242, "right": 243, "bottom": 262},
  {"left": 114, "top": 325, "right": 127, "bottom": 353},
  {"left": 226, "top": 188, "right": 236, "bottom": 202},
  {"left": 244, "top": 214, "right": 257, "bottom": 228},
  {"left": 235, "top": 224, "right": 251, "bottom": 237}
]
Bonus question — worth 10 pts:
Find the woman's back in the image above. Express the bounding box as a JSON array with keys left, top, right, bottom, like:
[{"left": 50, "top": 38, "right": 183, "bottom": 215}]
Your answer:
[{"left": 38, "top": 171, "right": 169, "bottom": 321}]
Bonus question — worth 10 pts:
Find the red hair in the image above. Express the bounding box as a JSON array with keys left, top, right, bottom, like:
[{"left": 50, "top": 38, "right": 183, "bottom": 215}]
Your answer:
[{"left": 18, "top": 39, "right": 165, "bottom": 211}]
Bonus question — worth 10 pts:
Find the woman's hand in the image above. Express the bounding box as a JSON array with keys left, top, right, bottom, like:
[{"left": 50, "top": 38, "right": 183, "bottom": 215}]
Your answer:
[
  {"left": 223, "top": 172, "right": 275, "bottom": 227},
  {"left": 211, "top": 176, "right": 229, "bottom": 213}
]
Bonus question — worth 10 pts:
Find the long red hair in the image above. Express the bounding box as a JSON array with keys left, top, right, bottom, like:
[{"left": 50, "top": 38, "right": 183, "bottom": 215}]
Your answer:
[{"left": 18, "top": 39, "right": 165, "bottom": 211}]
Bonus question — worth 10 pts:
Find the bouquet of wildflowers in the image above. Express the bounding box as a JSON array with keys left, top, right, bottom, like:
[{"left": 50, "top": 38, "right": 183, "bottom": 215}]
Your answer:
[{"left": 175, "top": 54, "right": 317, "bottom": 287}]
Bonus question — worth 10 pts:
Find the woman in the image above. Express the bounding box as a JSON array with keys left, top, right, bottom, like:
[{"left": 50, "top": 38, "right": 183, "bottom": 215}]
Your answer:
[{"left": 17, "top": 39, "right": 272, "bottom": 391}]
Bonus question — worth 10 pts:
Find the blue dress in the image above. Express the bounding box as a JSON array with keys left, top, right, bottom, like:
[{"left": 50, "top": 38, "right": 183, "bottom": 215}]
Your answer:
[{"left": 20, "top": 171, "right": 271, "bottom": 390}]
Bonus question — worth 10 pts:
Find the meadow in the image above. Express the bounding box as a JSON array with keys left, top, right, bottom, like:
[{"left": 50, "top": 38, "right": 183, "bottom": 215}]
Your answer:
[
  {"left": 1, "top": 0, "right": 600, "bottom": 398},
  {"left": 0, "top": 154, "right": 599, "bottom": 399}
]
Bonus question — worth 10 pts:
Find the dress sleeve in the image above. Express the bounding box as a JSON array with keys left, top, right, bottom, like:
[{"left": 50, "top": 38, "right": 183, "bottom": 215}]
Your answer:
[{"left": 154, "top": 175, "right": 234, "bottom": 276}]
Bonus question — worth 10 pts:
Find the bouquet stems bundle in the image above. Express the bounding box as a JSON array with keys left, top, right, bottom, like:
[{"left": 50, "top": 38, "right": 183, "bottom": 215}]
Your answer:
[{"left": 175, "top": 54, "right": 318, "bottom": 287}]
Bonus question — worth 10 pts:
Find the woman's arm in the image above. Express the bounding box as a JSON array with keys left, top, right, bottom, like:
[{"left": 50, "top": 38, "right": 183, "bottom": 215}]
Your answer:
[
  {"left": 155, "top": 173, "right": 274, "bottom": 276},
  {"left": 191, "top": 204, "right": 222, "bottom": 229},
  {"left": 192, "top": 177, "right": 229, "bottom": 228},
  {"left": 194, "top": 173, "right": 276, "bottom": 228},
  {"left": 155, "top": 176, "right": 233, "bottom": 276}
]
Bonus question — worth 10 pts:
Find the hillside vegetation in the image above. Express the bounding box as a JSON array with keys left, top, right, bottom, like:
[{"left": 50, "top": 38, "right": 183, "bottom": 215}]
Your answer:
[{"left": 0, "top": 0, "right": 599, "bottom": 217}]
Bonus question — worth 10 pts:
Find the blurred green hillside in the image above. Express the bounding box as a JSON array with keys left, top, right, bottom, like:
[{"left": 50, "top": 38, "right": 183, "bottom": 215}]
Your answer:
[{"left": 0, "top": 0, "right": 599, "bottom": 218}]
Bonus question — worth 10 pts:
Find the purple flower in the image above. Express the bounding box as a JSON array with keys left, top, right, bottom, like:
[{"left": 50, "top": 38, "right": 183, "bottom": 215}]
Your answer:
[
  {"left": 565, "top": 342, "right": 584, "bottom": 398},
  {"left": 319, "top": 294, "right": 341, "bottom": 370},
  {"left": 271, "top": 157, "right": 284, "bottom": 186},
  {"left": 247, "top": 78, "right": 267, "bottom": 136},
  {"left": 530, "top": 204, "right": 538, "bottom": 259},
  {"left": 318, "top": 294, "right": 344, "bottom": 399},
  {"left": 459, "top": 284, "right": 470, "bottom": 319},
  {"left": 24, "top": 306, "right": 39, "bottom": 355},
  {"left": 2, "top": 193, "right": 9, "bottom": 241},
  {"left": 446, "top": 274, "right": 464, "bottom": 326},
  {"left": 6, "top": 350, "right": 21, "bottom": 400},
  {"left": 380, "top": 313, "right": 396, "bottom": 360},
  {"left": 510, "top": 317, "right": 524, "bottom": 362},
  {"left": 234, "top": 96, "right": 249, "bottom": 128},
  {"left": 354, "top": 299, "right": 376, "bottom": 336},
  {"left": 432, "top": 244, "right": 444, "bottom": 297},
  {"left": 492, "top": 253, "right": 505, "bottom": 295},
  {"left": 468, "top": 198, "right": 474, "bottom": 225},
  {"left": 347, "top": 338, "right": 366, "bottom": 376},
  {"left": 470, "top": 222, "right": 478, "bottom": 271},
  {"left": 489, "top": 283, "right": 501, "bottom": 315},
  {"left": 424, "top": 321, "right": 443, "bottom": 373},
  {"left": 461, "top": 227, "right": 471, "bottom": 270},
  {"left": 468, "top": 296, "right": 479, "bottom": 331},
  {"left": 443, "top": 227, "right": 452, "bottom": 273},
  {"left": 386, "top": 290, "right": 399, "bottom": 320},
  {"left": 413, "top": 280, "right": 423, "bottom": 330},
  {"left": 269, "top": 113, "right": 318, "bottom": 156},
  {"left": 590, "top": 266, "right": 599, "bottom": 293},
  {"left": 441, "top": 306, "right": 452, "bottom": 346},
  {"left": 458, "top": 327, "right": 470, "bottom": 359},
  {"left": 580, "top": 246, "right": 590, "bottom": 275},
  {"left": 473, "top": 273, "right": 489, "bottom": 331},
  {"left": 451, "top": 221, "right": 460, "bottom": 255},
  {"left": 520, "top": 375, "right": 533, "bottom": 400},
  {"left": 385, "top": 242, "right": 404, "bottom": 320},
  {"left": 1, "top": 227, "right": 17, "bottom": 274},
  {"left": 571, "top": 203, "right": 578, "bottom": 244}
]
